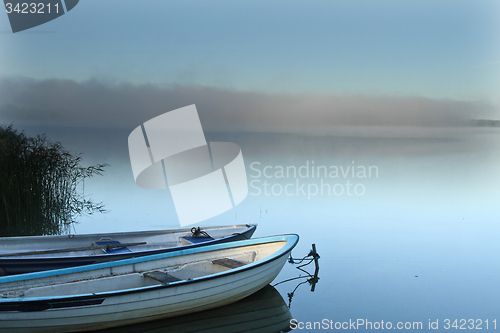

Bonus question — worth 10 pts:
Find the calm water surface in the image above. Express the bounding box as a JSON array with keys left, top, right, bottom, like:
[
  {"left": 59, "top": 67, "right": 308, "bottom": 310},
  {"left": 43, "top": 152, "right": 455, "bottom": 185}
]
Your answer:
[{"left": 27, "top": 126, "right": 499, "bottom": 332}]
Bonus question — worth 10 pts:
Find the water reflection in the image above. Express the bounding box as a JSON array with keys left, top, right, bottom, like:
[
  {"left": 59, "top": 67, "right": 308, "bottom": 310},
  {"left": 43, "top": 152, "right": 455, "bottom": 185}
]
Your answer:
[
  {"left": 91, "top": 285, "right": 292, "bottom": 333},
  {"left": 276, "top": 243, "right": 320, "bottom": 309}
]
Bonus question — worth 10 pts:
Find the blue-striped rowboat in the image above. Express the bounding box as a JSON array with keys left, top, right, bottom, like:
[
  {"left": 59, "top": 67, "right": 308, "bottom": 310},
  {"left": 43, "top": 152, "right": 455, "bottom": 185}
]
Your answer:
[{"left": 0, "top": 224, "right": 256, "bottom": 275}]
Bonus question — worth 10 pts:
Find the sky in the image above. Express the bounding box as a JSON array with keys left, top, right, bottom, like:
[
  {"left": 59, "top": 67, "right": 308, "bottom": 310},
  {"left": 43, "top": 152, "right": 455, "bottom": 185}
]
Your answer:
[{"left": 0, "top": 0, "right": 499, "bottom": 102}]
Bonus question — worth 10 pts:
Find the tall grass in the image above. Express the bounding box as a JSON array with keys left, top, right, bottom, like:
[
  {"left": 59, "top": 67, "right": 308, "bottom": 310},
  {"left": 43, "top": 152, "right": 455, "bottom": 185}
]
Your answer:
[{"left": 0, "top": 124, "right": 107, "bottom": 237}]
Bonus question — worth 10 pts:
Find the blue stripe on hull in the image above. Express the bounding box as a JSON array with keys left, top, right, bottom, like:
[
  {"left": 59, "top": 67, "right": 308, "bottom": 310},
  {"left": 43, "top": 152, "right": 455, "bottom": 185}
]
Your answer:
[
  {"left": 0, "top": 260, "right": 97, "bottom": 276},
  {"left": 0, "top": 298, "right": 105, "bottom": 312}
]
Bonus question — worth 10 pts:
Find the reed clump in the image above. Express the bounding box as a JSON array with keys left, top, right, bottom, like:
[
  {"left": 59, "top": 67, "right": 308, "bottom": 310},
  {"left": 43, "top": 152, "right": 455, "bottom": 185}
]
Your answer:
[{"left": 0, "top": 124, "right": 107, "bottom": 236}]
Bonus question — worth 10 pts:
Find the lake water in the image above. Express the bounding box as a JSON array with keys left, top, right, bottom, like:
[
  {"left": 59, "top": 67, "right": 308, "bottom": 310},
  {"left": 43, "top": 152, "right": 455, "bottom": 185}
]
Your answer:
[{"left": 21, "top": 125, "right": 500, "bottom": 332}]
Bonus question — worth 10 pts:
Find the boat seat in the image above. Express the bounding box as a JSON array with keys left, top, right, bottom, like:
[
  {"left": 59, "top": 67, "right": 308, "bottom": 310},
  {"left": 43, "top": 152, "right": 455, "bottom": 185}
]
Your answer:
[
  {"left": 181, "top": 236, "right": 214, "bottom": 244},
  {"left": 212, "top": 258, "right": 248, "bottom": 269},
  {"left": 143, "top": 271, "right": 182, "bottom": 285},
  {"left": 95, "top": 240, "right": 132, "bottom": 254}
]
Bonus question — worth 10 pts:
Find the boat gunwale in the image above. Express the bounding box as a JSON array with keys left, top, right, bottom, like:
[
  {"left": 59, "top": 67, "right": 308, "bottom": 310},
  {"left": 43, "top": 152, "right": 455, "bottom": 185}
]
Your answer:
[
  {"left": 0, "top": 234, "right": 299, "bottom": 304},
  {"left": 0, "top": 224, "right": 256, "bottom": 242}
]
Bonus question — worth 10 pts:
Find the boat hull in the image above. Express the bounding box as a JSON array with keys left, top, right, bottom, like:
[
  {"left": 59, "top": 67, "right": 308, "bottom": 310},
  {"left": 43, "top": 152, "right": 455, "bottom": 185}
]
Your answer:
[{"left": 96, "top": 285, "right": 292, "bottom": 333}]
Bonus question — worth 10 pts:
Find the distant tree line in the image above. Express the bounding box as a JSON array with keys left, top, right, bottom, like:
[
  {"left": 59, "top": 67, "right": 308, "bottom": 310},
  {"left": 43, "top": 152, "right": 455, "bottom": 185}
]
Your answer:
[
  {"left": 471, "top": 119, "right": 500, "bottom": 127},
  {"left": 0, "top": 124, "right": 107, "bottom": 237}
]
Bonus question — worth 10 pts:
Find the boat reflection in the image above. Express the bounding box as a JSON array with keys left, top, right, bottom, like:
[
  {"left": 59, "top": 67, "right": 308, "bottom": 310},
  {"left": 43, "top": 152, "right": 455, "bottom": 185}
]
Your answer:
[{"left": 91, "top": 285, "right": 292, "bottom": 333}]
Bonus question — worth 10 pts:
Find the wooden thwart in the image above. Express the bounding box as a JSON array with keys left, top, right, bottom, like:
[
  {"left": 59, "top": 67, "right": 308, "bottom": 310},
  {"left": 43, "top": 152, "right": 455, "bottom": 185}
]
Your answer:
[
  {"left": 0, "top": 242, "right": 147, "bottom": 257},
  {"left": 143, "top": 271, "right": 182, "bottom": 284},
  {"left": 212, "top": 258, "right": 248, "bottom": 269}
]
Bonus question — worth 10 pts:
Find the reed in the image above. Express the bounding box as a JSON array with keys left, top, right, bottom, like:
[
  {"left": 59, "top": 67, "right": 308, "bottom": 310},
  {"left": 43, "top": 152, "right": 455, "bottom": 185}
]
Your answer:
[{"left": 0, "top": 124, "right": 107, "bottom": 236}]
